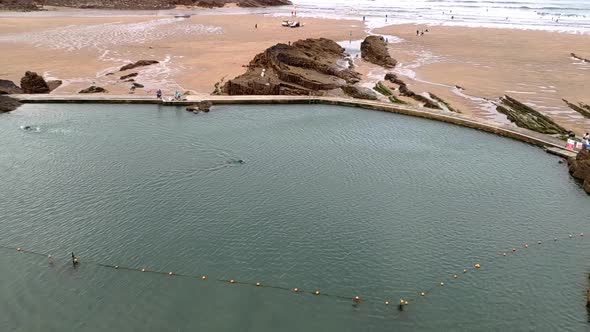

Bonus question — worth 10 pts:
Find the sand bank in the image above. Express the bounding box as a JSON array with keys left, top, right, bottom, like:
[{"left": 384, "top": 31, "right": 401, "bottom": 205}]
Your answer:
[
  {"left": 374, "top": 24, "right": 590, "bottom": 134},
  {"left": 0, "top": 13, "right": 364, "bottom": 95}
]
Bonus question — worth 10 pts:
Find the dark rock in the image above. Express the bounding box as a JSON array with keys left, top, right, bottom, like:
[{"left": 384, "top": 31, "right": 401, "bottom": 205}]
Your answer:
[
  {"left": 0, "top": 95, "right": 21, "bottom": 113},
  {"left": 105, "top": 72, "right": 114, "bottom": 76},
  {"left": 563, "top": 99, "right": 590, "bottom": 119},
  {"left": 20, "top": 71, "right": 49, "bottom": 94},
  {"left": 571, "top": 53, "right": 590, "bottom": 63},
  {"left": 124, "top": 79, "right": 135, "bottom": 82},
  {"left": 342, "top": 85, "right": 378, "bottom": 100},
  {"left": 120, "top": 73, "right": 138, "bottom": 80},
  {"left": 384, "top": 73, "right": 440, "bottom": 109},
  {"left": 47, "top": 80, "right": 62, "bottom": 92},
  {"left": 0, "top": 79, "right": 23, "bottom": 94},
  {"left": 223, "top": 38, "right": 360, "bottom": 96},
  {"left": 568, "top": 150, "right": 590, "bottom": 194},
  {"left": 497, "top": 95, "right": 569, "bottom": 135},
  {"left": 186, "top": 101, "right": 213, "bottom": 113},
  {"left": 120, "top": 60, "right": 159, "bottom": 72},
  {"left": 132, "top": 83, "right": 144, "bottom": 88},
  {"left": 79, "top": 86, "right": 108, "bottom": 93},
  {"left": 361, "top": 36, "right": 397, "bottom": 68}
]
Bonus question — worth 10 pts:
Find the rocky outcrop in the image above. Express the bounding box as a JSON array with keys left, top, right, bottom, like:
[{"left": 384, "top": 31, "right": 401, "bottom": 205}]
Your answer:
[
  {"left": 571, "top": 53, "right": 590, "bottom": 63},
  {"left": 120, "top": 72, "right": 138, "bottom": 80},
  {"left": 361, "top": 36, "right": 397, "bottom": 68},
  {"left": 0, "top": 0, "right": 42, "bottom": 11},
  {"left": 342, "top": 85, "right": 378, "bottom": 100},
  {"left": 132, "top": 83, "right": 144, "bottom": 88},
  {"left": 0, "top": 95, "right": 21, "bottom": 113},
  {"left": 563, "top": 99, "right": 590, "bottom": 119},
  {"left": 0, "top": 80, "right": 23, "bottom": 94},
  {"left": 384, "top": 73, "right": 440, "bottom": 109},
  {"left": 430, "top": 93, "right": 461, "bottom": 113},
  {"left": 1, "top": 0, "right": 290, "bottom": 10},
  {"left": 20, "top": 71, "right": 50, "bottom": 94},
  {"left": 187, "top": 101, "right": 212, "bottom": 113},
  {"left": 568, "top": 150, "right": 590, "bottom": 194},
  {"left": 120, "top": 60, "right": 159, "bottom": 72},
  {"left": 497, "top": 95, "right": 569, "bottom": 135},
  {"left": 79, "top": 86, "right": 108, "bottom": 93},
  {"left": 223, "top": 38, "right": 361, "bottom": 96}
]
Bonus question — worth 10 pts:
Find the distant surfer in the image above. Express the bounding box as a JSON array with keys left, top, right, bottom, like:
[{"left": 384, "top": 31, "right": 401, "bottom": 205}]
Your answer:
[{"left": 71, "top": 252, "right": 79, "bottom": 267}]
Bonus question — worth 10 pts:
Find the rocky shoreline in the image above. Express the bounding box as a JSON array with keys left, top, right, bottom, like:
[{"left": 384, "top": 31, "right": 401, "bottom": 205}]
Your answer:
[{"left": 0, "top": 0, "right": 291, "bottom": 11}]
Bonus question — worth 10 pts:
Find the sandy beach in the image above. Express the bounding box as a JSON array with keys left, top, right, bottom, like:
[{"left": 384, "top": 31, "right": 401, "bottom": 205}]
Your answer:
[
  {"left": 1, "top": 8, "right": 589, "bottom": 133},
  {"left": 374, "top": 24, "right": 590, "bottom": 134},
  {"left": 0, "top": 12, "right": 364, "bottom": 95}
]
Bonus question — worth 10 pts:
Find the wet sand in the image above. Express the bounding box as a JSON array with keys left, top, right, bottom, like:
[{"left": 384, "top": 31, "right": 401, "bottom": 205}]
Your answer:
[
  {"left": 374, "top": 24, "right": 590, "bottom": 134},
  {"left": 0, "top": 13, "right": 364, "bottom": 96}
]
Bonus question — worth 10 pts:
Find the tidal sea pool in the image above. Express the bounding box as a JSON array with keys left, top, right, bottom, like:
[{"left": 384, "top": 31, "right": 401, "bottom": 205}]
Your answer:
[{"left": 0, "top": 104, "right": 588, "bottom": 331}]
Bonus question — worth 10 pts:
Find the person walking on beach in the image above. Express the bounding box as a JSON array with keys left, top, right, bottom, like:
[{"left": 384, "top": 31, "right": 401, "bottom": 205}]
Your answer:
[
  {"left": 416, "top": 30, "right": 419, "bottom": 36},
  {"left": 255, "top": 24, "right": 258, "bottom": 29},
  {"left": 156, "top": 89, "right": 162, "bottom": 99}
]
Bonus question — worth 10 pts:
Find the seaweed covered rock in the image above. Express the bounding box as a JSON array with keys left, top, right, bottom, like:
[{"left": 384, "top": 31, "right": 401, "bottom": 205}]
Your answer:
[
  {"left": 223, "top": 38, "right": 361, "bottom": 96},
  {"left": 0, "top": 79, "right": 23, "bottom": 94},
  {"left": 342, "top": 85, "right": 378, "bottom": 100},
  {"left": 568, "top": 150, "right": 590, "bottom": 194},
  {"left": 120, "top": 60, "right": 159, "bottom": 72},
  {"left": 497, "top": 95, "right": 569, "bottom": 135},
  {"left": 79, "top": 86, "right": 108, "bottom": 93},
  {"left": 361, "top": 36, "right": 397, "bottom": 68}
]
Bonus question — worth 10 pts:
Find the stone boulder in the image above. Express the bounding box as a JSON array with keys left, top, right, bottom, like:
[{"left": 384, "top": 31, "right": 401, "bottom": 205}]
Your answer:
[
  {"left": 361, "top": 36, "right": 397, "bottom": 68},
  {"left": 497, "top": 95, "right": 569, "bottom": 135},
  {"left": 20, "top": 71, "right": 49, "bottom": 94},
  {"left": 0, "top": 79, "right": 23, "bottom": 94},
  {"left": 120, "top": 60, "right": 159, "bottom": 71},
  {"left": 0, "top": 95, "right": 21, "bottom": 113},
  {"left": 568, "top": 150, "right": 590, "bottom": 194},
  {"left": 223, "top": 38, "right": 360, "bottom": 96},
  {"left": 79, "top": 86, "right": 108, "bottom": 93},
  {"left": 120, "top": 73, "right": 138, "bottom": 80},
  {"left": 342, "top": 85, "right": 378, "bottom": 100}
]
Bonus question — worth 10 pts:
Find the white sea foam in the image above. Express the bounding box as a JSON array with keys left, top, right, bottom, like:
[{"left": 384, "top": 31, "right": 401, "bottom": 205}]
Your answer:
[
  {"left": 289, "top": 0, "right": 590, "bottom": 34},
  {"left": 0, "top": 18, "right": 223, "bottom": 51}
]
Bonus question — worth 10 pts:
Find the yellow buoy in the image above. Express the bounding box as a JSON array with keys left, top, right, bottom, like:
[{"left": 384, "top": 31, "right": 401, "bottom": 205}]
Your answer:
[
  {"left": 230, "top": 279, "right": 236, "bottom": 284},
  {"left": 400, "top": 299, "right": 405, "bottom": 305},
  {"left": 453, "top": 274, "right": 458, "bottom": 279},
  {"left": 440, "top": 282, "right": 444, "bottom": 286},
  {"left": 502, "top": 253, "right": 506, "bottom": 256},
  {"left": 420, "top": 292, "right": 426, "bottom": 296},
  {"left": 315, "top": 290, "right": 320, "bottom": 295},
  {"left": 385, "top": 301, "right": 390, "bottom": 305},
  {"left": 168, "top": 272, "right": 173, "bottom": 276},
  {"left": 201, "top": 275, "right": 207, "bottom": 280},
  {"left": 16, "top": 247, "right": 22, "bottom": 251},
  {"left": 463, "top": 269, "right": 468, "bottom": 273},
  {"left": 569, "top": 234, "right": 573, "bottom": 238},
  {"left": 404, "top": 300, "right": 409, "bottom": 305},
  {"left": 354, "top": 296, "right": 361, "bottom": 303},
  {"left": 115, "top": 265, "right": 119, "bottom": 269},
  {"left": 512, "top": 248, "right": 516, "bottom": 252},
  {"left": 256, "top": 282, "right": 261, "bottom": 287},
  {"left": 524, "top": 244, "right": 528, "bottom": 248},
  {"left": 474, "top": 263, "right": 481, "bottom": 269},
  {"left": 293, "top": 288, "right": 299, "bottom": 293}
]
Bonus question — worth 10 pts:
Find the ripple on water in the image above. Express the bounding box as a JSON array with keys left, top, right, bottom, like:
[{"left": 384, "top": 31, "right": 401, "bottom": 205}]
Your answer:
[{"left": 0, "top": 103, "right": 588, "bottom": 331}]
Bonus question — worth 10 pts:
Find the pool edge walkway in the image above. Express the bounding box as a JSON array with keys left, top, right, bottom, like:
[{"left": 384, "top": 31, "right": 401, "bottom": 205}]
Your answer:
[{"left": 11, "top": 94, "right": 578, "bottom": 159}]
